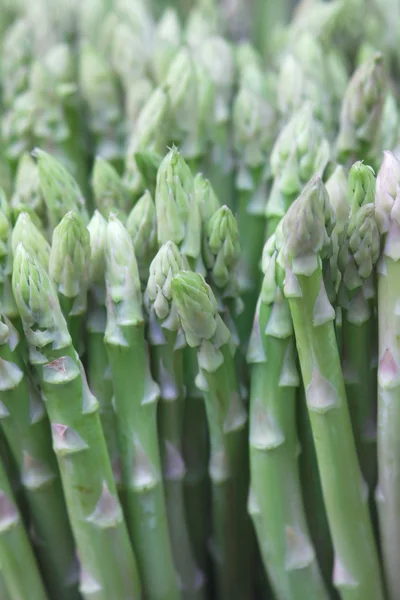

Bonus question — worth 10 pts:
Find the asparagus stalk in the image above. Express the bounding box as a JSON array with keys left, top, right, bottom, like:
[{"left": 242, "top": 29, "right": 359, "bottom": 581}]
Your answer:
[
  {"left": 86, "top": 211, "right": 120, "bottom": 490},
  {"left": 338, "top": 162, "right": 379, "bottom": 490},
  {"left": 157, "top": 153, "right": 209, "bottom": 572},
  {"left": 0, "top": 569, "right": 10, "bottom": 600},
  {"left": 247, "top": 235, "right": 329, "bottom": 600},
  {"left": 278, "top": 176, "right": 384, "bottom": 599},
  {"left": 171, "top": 271, "right": 253, "bottom": 600},
  {"left": 12, "top": 244, "right": 141, "bottom": 600},
  {"left": 104, "top": 215, "right": 179, "bottom": 600},
  {"left": 146, "top": 241, "right": 206, "bottom": 599},
  {"left": 0, "top": 314, "right": 79, "bottom": 599},
  {"left": 197, "top": 36, "right": 235, "bottom": 208},
  {"left": 376, "top": 150, "right": 400, "bottom": 600},
  {"left": 0, "top": 454, "right": 47, "bottom": 600},
  {"left": 233, "top": 51, "right": 276, "bottom": 342}
]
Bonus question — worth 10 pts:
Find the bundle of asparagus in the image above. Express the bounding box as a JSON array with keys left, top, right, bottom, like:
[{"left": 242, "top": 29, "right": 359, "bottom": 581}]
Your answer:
[{"left": 1, "top": 0, "right": 400, "bottom": 599}]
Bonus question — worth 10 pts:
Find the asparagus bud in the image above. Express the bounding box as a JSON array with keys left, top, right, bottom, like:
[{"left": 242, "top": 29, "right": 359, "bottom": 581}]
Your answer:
[
  {"left": 50, "top": 211, "right": 90, "bottom": 311},
  {"left": 348, "top": 161, "right": 376, "bottom": 212},
  {"left": 156, "top": 147, "right": 201, "bottom": 262},
  {"left": 33, "top": 148, "right": 88, "bottom": 230},
  {"left": 92, "top": 157, "right": 130, "bottom": 219},
  {"left": 278, "top": 176, "right": 334, "bottom": 272},
  {"left": 267, "top": 103, "right": 330, "bottom": 224},
  {"left": 12, "top": 244, "right": 70, "bottom": 350},
  {"left": 146, "top": 241, "right": 188, "bottom": 327},
  {"left": 171, "top": 270, "right": 230, "bottom": 350},
  {"left": 12, "top": 212, "right": 50, "bottom": 270},
  {"left": 195, "top": 173, "right": 220, "bottom": 225},
  {"left": 203, "top": 205, "right": 240, "bottom": 291},
  {"left": 126, "top": 190, "right": 158, "bottom": 283},
  {"left": 105, "top": 214, "right": 142, "bottom": 327},
  {"left": 337, "top": 53, "right": 385, "bottom": 160}
]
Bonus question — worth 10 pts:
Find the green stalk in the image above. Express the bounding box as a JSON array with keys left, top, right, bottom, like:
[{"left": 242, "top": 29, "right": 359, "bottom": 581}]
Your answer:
[
  {"left": 297, "top": 386, "right": 334, "bottom": 590},
  {"left": 279, "top": 178, "right": 384, "bottom": 599},
  {"left": 104, "top": 217, "right": 179, "bottom": 600},
  {"left": 247, "top": 241, "right": 329, "bottom": 600},
  {"left": 172, "top": 271, "right": 253, "bottom": 600},
  {"left": 376, "top": 151, "right": 400, "bottom": 599},
  {"left": 0, "top": 455, "right": 47, "bottom": 600},
  {"left": 236, "top": 167, "right": 267, "bottom": 344},
  {"left": 339, "top": 164, "right": 379, "bottom": 490},
  {"left": 0, "top": 569, "right": 11, "bottom": 600},
  {"left": 156, "top": 151, "right": 209, "bottom": 571},
  {"left": 146, "top": 242, "right": 206, "bottom": 599},
  {"left": 233, "top": 54, "right": 276, "bottom": 342},
  {"left": 0, "top": 316, "right": 79, "bottom": 599},
  {"left": 182, "top": 348, "right": 210, "bottom": 574},
  {"left": 12, "top": 245, "right": 141, "bottom": 600},
  {"left": 86, "top": 212, "right": 120, "bottom": 490}
]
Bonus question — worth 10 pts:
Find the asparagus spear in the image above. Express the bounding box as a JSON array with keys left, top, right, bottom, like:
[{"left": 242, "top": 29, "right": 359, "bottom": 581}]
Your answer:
[
  {"left": 49, "top": 211, "right": 91, "bottom": 353},
  {"left": 34, "top": 148, "right": 89, "bottom": 231},
  {"left": 0, "top": 315, "right": 79, "bottom": 599},
  {"left": 12, "top": 244, "right": 141, "bottom": 600},
  {"left": 124, "top": 87, "right": 169, "bottom": 198},
  {"left": 29, "top": 44, "right": 88, "bottom": 192},
  {"left": 171, "top": 271, "right": 253, "bottom": 600},
  {"left": 92, "top": 157, "right": 131, "bottom": 221},
  {"left": 151, "top": 7, "right": 181, "bottom": 83},
  {"left": 0, "top": 454, "right": 47, "bottom": 600},
  {"left": 157, "top": 153, "right": 209, "bottom": 572},
  {"left": 146, "top": 241, "right": 206, "bottom": 599},
  {"left": 79, "top": 42, "right": 125, "bottom": 170},
  {"left": 247, "top": 235, "right": 329, "bottom": 600},
  {"left": 338, "top": 162, "right": 379, "bottom": 490},
  {"left": 10, "top": 154, "right": 47, "bottom": 228},
  {"left": 0, "top": 200, "right": 18, "bottom": 326},
  {"left": 126, "top": 190, "right": 158, "bottom": 286},
  {"left": 336, "top": 53, "right": 385, "bottom": 167},
  {"left": 104, "top": 215, "right": 179, "bottom": 600},
  {"left": 86, "top": 211, "right": 120, "bottom": 491},
  {"left": 156, "top": 146, "right": 202, "bottom": 271},
  {"left": 11, "top": 212, "right": 50, "bottom": 269},
  {"left": 376, "top": 150, "right": 400, "bottom": 600},
  {"left": 266, "top": 102, "right": 330, "bottom": 240},
  {"left": 164, "top": 47, "right": 213, "bottom": 170},
  {"left": 197, "top": 36, "right": 235, "bottom": 207},
  {"left": 233, "top": 53, "right": 276, "bottom": 343},
  {"left": 278, "top": 176, "right": 384, "bottom": 599}
]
